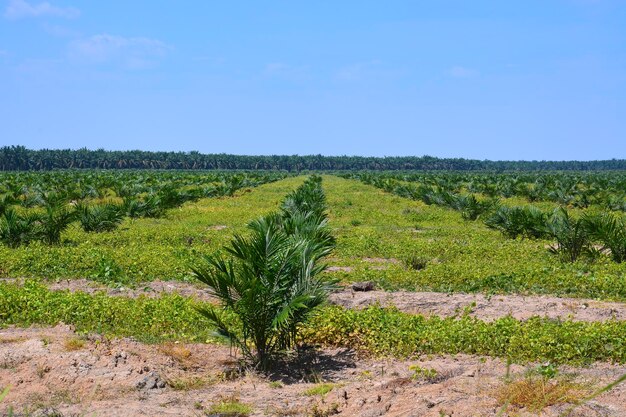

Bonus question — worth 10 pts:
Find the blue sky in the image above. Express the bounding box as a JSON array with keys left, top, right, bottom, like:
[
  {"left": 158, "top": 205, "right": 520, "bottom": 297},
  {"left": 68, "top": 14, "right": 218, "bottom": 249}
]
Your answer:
[{"left": 1, "top": 0, "right": 625, "bottom": 160}]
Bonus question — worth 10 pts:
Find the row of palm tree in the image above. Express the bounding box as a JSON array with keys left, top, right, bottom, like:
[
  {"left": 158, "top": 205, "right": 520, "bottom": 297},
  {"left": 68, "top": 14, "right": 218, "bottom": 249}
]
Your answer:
[
  {"left": 0, "top": 171, "right": 286, "bottom": 210},
  {"left": 0, "top": 173, "right": 283, "bottom": 247},
  {"left": 348, "top": 172, "right": 626, "bottom": 212},
  {"left": 0, "top": 201, "right": 75, "bottom": 247},
  {"left": 3, "top": 146, "right": 626, "bottom": 171},
  {"left": 376, "top": 180, "right": 499, "bottom": 221},
  {"left": 192, "top": 176, "right": 337, "bottom": 369},
  {"left": 487, "top": 207, "right": 626, "bottom": 263},
  {"left": 350, "top": 173, "right": 626, "bottom": 264}
]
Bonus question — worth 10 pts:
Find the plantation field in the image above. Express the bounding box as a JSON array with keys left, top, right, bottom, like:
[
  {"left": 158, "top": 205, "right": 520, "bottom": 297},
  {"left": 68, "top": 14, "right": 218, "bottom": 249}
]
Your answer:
[
  {"left": 0, "top": 173, "right": 301, "bottom": 282},
  {"left": 2, "top": 171, "right": 626, "bottom": 416},
  {"left": 324, "top": 175, "right": 626, "bottom": 300},
  {"left": 2, "top": 173, "right": 626, "bottom": 301}
]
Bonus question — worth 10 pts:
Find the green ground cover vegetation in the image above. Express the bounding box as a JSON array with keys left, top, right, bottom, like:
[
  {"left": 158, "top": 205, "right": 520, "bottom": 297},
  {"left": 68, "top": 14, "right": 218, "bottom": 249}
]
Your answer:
[
  {"left": 0, "top": 171, "right": 626, "bottom": 300},
  {"left": 2, "top": 171, "right": 626, "bottom": 369},
  {"left": 0, "top": 172, "right": 299, "bottom": 281},
  {"left": 1, "top": 280, "right": 625, "bottom": 365},
  {"left": 323, "top": 175, "right": 626, "bottom": 300}
]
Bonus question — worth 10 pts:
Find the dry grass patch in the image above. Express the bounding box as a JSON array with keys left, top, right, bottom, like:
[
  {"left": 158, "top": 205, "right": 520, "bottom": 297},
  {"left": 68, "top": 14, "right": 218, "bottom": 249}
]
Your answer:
[
  {"left": 495, "top": 375, "right": 589, "bottom": 413},
  {"left": 165, "top": 373, "right": 218, "bottom": 391},
  {"left": 63, "top": 337, "right": 86, "bottom": 351},
  {"left": 309, "top": 402, "right": 340, "bottom": 417},
  {"left": 159, "top": 342, "right": 192, "bottom": 364},
  {"left": 0, "top": 336, "right": 25, "bottom": 344}
]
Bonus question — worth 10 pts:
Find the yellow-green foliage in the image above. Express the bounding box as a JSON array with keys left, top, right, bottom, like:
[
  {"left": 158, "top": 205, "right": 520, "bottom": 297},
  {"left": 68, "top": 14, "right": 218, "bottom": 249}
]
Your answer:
[
  {"left": 321, "top": 175, "right": 626, "bottom": 300},
  {"left": 3, "top": 174, "right": 626, "bottom": 300},
  {"left": 208, "top": 397, "right": 252, "bottom": 416},
  {"left": 303, "top": 383, "right": 335, "bottom": 396},
  {"left": 302, "top": 305, "right": 626, "bottom": 364},
  {"left": 0, "top": 177, "right": 305, "bottom": 281},
  {"left": 2, "top": 282, "right": 626, "bottom": 364}
]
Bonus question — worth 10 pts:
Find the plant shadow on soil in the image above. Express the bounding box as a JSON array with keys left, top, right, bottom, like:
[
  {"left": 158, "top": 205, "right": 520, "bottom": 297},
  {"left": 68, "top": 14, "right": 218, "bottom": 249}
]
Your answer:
[{"left": 265, "top": 346, "right": 357, "bottom": 384}]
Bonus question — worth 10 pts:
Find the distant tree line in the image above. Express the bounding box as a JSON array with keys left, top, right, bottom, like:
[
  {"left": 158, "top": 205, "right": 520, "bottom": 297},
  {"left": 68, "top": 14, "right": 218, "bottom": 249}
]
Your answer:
[{"left": 1, "top": 146, "right": 625, "bottom": 171}]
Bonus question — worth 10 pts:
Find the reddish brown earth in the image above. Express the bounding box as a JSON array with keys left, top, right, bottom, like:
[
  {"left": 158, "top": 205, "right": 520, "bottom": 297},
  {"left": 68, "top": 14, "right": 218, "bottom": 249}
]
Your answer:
[{"left": 1, "top": 325, "right": 625, "bottom": 417}]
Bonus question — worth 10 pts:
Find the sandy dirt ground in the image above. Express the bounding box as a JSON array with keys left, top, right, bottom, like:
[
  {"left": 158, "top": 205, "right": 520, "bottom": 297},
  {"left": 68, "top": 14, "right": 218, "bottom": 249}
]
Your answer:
[
  {"left": 3, "top": 278, "right": 626, "bottom": 323},
  {"left": 1, "top": 325, "right": 625, "bottom": 417},
  {"left": 329, "top": 289, "right": 626, "bottom": 322}
]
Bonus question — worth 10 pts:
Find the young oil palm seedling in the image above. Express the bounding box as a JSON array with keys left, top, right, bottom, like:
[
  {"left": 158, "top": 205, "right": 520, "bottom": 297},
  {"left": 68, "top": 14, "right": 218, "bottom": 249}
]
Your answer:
[
  {"left": 583, "top": 212, "right": 626, "bottom": 263},
  {"left": 281, "top": 175, "right": 327, "bottom": 217},
  {"left": 192, "top": 215, "right": 336, "bottom": 369},
  {"left": 38, "top": 201, "right": 76, "bottom": 245},
  {"left": 485, "top": 206, "right": 547, "bottom": 239},
  {"left": 192, "top": 177, "right": 336, "bottom": 369},
  {"left": 277, "top": 209, "right": 335, "bottom": 248},
  {"left": 0, "top": 194, "right": 17, "bottom": 216},
  {"left": 0, "top": 208, "right": 40, "bottom": 247},
  {"left": 122, "top": 195, "right": 164, "bottom": 219},
  {"left": 545, "top": 208, "right": 590, "bottom": 262},
  {"left": 453, "top": 194, "right": 499, "bottom": 221},
  {"left": 76, "top": 202, "right": 125, "bottom": 233}
]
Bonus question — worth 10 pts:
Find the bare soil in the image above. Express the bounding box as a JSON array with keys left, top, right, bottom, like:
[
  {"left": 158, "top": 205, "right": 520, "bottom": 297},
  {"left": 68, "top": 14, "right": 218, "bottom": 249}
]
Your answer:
[
  {"left": 330, "top": 290, "right": 626, "bottom": 322},
  {"left": 1, "top": 325, "right": 625, "bottom": 417}
]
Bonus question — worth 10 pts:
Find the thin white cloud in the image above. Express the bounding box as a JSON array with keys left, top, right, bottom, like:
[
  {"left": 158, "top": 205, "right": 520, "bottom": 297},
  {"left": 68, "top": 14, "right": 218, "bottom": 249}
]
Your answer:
[
  {"left": 335, "top": 60, "right": 406, "bottom": 83},
  {"left": 264, "top": 62, "right": 310, "bottom": 81},
  {"left": 336, "top": 60, "right": 382, "bottom": 81},
  {"left": 447, "top": 66, "right": 479, "bottom": 78},
  {"left": 68, "top": 34, "right": 170, "bottom": 70},
  {"left": 43, "top": 23, "right": 80, "bottom": 38},
  {"left": 4, "top": 0, "right": 80, "bottom": 19}
]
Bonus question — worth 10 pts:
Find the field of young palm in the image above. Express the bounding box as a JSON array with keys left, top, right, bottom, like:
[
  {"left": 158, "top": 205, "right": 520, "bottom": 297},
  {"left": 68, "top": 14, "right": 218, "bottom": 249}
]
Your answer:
[
  {"left": 0, "top": 171, "right": 296, "bottom": 282},
  {"left": 1, "top": 171, "right": 626, "bottom": 416}
]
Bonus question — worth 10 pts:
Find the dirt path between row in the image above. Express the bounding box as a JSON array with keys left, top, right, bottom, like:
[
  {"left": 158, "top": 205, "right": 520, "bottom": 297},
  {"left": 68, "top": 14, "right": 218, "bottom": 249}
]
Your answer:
[
  {"left": 2, "top": 278, "right": 626, "bottom": 323},
  {"left": 1, "top": 325, "right": 625, "bottom": 417},
  {"left": 331, "top": 289, "right": 626, "bottom": 322}
]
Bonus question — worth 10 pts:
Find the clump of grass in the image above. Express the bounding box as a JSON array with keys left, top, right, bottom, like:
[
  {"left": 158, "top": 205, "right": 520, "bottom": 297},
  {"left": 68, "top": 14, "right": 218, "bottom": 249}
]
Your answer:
[
  {"left": 0, "top": 336, "right": 24, "bottom": 344},
  {"left": 268, "top": 381, "right": 283, "bottom": 389},
  {"left": 159, "top": 342, "right": 192, "bottom": 362},
  {"left": 166, "top": 374, "right": 216, "bottom": 391},
  {"left": 309, "top": 402, "right": 340, "bottom": 417},
  {"left": 207, "top": 397, "right": 252, "bottom": 416},
  {"left": 494, "top": 375, "right": 587, "bottom": 412},
  {"left": 63, "top": 337, "right": 86, "bottom": 351},
  {"left": 304, "top": 383, "right": 335, "bottom": 396},
  {"left": 403, "top": 255, "right": 429, "bottom": 270}
]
